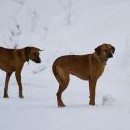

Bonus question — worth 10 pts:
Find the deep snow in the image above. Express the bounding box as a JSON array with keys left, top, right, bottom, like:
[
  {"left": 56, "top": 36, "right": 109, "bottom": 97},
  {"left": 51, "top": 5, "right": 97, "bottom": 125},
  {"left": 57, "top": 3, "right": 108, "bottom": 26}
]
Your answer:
[{"left": 0, "top": 0, "right": 130, "bottom": 130}]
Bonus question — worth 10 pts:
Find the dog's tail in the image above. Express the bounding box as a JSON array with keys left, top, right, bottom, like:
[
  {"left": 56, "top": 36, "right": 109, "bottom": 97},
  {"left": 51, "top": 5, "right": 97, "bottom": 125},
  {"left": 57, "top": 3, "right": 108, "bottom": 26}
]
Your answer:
[{"left": 52, "top": 60, "right": 64, "bottom": 86}]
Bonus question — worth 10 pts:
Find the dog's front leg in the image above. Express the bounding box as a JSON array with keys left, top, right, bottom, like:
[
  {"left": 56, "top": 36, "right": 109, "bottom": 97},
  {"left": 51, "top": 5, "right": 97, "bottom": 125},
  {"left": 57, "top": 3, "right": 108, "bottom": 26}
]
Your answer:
[
  {"left": 4, "top": 72, "right": 13, "bottom": 98},
  {"left": 89, "top": 78, "right": 97, "bottom": 105},
  {"left": 15, "top": 71, "right": 24, "bottom": 98}
]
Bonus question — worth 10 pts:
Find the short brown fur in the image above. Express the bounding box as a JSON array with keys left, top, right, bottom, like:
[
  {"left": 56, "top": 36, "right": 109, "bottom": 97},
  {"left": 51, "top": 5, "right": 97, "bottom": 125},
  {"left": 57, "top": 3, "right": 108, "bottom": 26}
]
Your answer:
[
  {"left": 0, "top": 46, "right": 41, "bottom": 98},
  {"left": 52, "top": 43, "right": 115, "bottom": 107}
]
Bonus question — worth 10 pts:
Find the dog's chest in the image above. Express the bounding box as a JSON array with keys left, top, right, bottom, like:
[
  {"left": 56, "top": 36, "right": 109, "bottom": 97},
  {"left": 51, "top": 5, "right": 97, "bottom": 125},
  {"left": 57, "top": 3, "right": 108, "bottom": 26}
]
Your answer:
[{"left": 90, "top": 61, "right": 105, "bottom": 79}]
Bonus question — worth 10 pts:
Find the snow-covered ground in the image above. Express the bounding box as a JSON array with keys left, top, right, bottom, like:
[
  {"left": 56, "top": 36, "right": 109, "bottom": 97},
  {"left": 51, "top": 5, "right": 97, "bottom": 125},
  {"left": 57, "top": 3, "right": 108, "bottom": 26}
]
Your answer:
[{"left": 0, "top": 0, "right": 130, "bottom": 130}]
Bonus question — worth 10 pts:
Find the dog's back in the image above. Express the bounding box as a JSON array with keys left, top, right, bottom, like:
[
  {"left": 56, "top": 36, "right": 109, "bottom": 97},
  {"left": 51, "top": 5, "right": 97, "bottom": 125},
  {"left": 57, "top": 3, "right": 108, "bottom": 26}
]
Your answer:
[
  {"left": 0, "top": 47, "right": 15, "bottom": 72},
  {"left": 52, "top": 54, "right": 91, "bottom": 81}
]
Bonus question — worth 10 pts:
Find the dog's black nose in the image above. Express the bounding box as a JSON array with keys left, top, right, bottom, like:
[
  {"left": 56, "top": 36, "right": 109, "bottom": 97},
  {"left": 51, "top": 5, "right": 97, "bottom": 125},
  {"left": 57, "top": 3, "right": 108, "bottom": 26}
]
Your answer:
[
  {"left": 36, "top": 60, "right": 41, "bottom": 63},
  {"left": 37, "top": 59, "right": 41, "bottom": 63},
  {"left": 35, "top": 58, "right": 41, "bottom": 63}
]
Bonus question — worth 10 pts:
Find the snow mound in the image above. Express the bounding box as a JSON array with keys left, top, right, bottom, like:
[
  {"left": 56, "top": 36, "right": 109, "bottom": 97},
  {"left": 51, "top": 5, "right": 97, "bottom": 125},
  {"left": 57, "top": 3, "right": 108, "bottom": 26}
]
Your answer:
[{"left": 102, "top": 95, "right": 115, "bottom": 106}]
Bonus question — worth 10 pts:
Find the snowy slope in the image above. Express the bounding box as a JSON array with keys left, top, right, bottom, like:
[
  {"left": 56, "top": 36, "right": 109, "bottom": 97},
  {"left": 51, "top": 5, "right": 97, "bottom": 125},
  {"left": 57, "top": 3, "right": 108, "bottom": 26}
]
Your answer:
[{"left": 0, "top": 0, "right": 130, "bottom": 130}]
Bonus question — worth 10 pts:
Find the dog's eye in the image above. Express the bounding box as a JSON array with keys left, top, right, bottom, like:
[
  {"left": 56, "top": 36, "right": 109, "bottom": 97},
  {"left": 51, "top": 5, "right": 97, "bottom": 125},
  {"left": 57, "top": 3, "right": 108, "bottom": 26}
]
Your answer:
[
  {"left": 104, "top": 50, "right": 107, "bottom": 52},
  {"left": 33, "top": 53, "right": 37, "bottom": 56}
]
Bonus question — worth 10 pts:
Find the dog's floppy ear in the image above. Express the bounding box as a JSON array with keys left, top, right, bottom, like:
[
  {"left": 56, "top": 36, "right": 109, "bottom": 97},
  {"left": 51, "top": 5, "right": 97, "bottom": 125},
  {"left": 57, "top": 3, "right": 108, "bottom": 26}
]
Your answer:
[
  {"left": 95, "top": 45, "right": 101, "bottom": 55},
  {"left": 111, "top": 45, "right": 115, "bottom": 54},
  {"left": 24, "top": 47, "right": 32, "bottom": 62},
  {"left": 37, "top": 48, "right": 44, "bottom": 51}
]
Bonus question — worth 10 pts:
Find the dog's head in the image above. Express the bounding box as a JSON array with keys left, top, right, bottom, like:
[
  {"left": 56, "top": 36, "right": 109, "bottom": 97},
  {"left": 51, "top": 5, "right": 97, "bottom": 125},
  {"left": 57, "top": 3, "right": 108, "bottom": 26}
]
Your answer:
[
  {"left": 95, "top": 43, "right": 115, "bottom": 61},
  {"left": 25, "top": 47, "right": 42, "bottom": 63}
]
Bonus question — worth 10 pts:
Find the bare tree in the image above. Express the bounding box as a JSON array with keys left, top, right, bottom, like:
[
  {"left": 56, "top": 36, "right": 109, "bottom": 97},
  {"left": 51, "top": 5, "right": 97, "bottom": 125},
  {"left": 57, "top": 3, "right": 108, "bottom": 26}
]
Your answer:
[
  {"left": 58, "top": 0, "right": 74, "bottom": 25},
  {"left": 29, "top": 10, "right": 39, "bottom": 32},
  {"left": 123, "top": 38, "right": 130, "bottom": 68},
  {"left": 8, "top": 19, "right": 21, "bottom": 48},
  {"left": 43, "top": 26, "right": 49, "bottom": 42},
  {"left": 11, "top": 0, "right": 26, "bottom": 5}
]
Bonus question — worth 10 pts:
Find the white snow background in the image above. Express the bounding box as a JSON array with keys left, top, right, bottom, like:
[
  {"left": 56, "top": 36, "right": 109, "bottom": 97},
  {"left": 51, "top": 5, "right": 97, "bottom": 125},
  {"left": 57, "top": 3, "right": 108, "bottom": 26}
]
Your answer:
[{"left": 0, "top": 0, "right": 130, "bottom": 130}]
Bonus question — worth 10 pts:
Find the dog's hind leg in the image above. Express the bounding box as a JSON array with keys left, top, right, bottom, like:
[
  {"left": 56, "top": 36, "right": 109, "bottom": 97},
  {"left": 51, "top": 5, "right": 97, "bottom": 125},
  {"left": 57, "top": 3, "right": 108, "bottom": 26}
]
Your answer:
[
  {"left": 56, "top": 73, "right": 70, "bottom": 107},
  {"left": 4, "top": 72, "right": 13, "bottom": 98},
  {"left": 57, "top": 84, "right": 68, "bottom": 107},
  {"left": 57, "top": 85, "right": 67, "bottom": 107}
]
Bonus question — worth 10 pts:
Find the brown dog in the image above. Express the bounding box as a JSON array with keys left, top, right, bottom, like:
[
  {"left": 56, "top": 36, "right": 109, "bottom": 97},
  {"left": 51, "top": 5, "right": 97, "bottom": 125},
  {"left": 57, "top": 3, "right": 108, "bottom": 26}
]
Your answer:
[
  {"left": 52, "top": 43, "right": 115, "bottom": 107},
  {"left": 0, "top": 46, "right": 41, "bottom": 98}
]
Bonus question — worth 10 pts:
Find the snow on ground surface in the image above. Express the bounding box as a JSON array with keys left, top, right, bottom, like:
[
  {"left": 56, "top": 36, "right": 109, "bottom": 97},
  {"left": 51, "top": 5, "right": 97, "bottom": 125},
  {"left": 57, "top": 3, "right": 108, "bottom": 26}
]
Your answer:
[{"left": 0, "top": 0, "right": 130, "bottom": 130}]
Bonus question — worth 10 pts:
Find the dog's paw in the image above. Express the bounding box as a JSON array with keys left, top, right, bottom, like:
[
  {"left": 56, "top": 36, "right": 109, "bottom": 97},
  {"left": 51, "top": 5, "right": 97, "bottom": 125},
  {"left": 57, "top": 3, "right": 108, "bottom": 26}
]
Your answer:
[
  {"left": 89, "top": 102, "right": 95, "bottom": 106},
  {"left": 19, "top": 95, "right": 24, "bottom": 98},
  {"left": 3, "top": 94, "right": 9, "bottom": 98},
  {"left": 58, "top": 104, "right": 66, "bottom": 108}
]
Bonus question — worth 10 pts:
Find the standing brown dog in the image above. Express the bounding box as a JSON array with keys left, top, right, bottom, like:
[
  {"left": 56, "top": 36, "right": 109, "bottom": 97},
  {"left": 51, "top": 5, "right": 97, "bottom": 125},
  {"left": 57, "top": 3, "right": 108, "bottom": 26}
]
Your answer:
[
  {"left": 0, "top": 46, "right": 41, "bottom": 98},
  {"left": 52, "top": 43, "right": 115, "bottom": 107}
]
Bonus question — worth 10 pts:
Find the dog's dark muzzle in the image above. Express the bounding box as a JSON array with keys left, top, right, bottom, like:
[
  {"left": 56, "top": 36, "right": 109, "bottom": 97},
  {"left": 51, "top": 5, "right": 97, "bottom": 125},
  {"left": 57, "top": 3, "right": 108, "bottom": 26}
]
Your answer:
[
  {"left": 34, "top": 58, "right": 41, "bottom": 63},
  {"left": 107, "top": 53, "right": 113, "bottom": 58}
]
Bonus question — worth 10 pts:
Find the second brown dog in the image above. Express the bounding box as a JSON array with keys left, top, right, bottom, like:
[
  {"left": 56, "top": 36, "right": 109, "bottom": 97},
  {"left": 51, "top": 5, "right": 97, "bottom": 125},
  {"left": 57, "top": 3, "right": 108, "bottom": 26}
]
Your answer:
[
  {"left": 0, "top": 46, "right": 41, "bottom": 98},
  {"left": 52, "top": 43, "right": 115, "bottom": 107}
]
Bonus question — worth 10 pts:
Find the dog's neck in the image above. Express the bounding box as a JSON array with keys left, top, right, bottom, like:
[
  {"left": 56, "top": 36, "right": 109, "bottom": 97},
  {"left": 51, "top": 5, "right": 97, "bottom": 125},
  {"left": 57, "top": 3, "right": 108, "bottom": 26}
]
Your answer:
[
  {"left": 93, "top": 53, "right": 107, "bottom": 66},
  {"left": 20, "top": 49, "right": 29, "bottom": 62}
]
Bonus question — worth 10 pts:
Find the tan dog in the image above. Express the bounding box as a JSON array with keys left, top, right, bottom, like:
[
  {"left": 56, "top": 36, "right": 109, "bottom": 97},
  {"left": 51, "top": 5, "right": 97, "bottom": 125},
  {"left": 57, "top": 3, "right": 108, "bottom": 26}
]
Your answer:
[
  {"left": 0, "top": 46, "right": 41, "bottom": 98},
  {"left": 52, "top": 43, "right": 115, "bottom": 107}
]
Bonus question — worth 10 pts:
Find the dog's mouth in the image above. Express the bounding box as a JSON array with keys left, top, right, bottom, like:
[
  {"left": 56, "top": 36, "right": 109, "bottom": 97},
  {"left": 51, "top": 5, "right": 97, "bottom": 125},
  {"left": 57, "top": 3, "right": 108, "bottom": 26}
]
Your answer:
[
  {"left": 107, "top": 53, "right": 113, "bottom": 58},
  {"left": 104, "top": 53, "right": 113, "bottom": 62}
]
